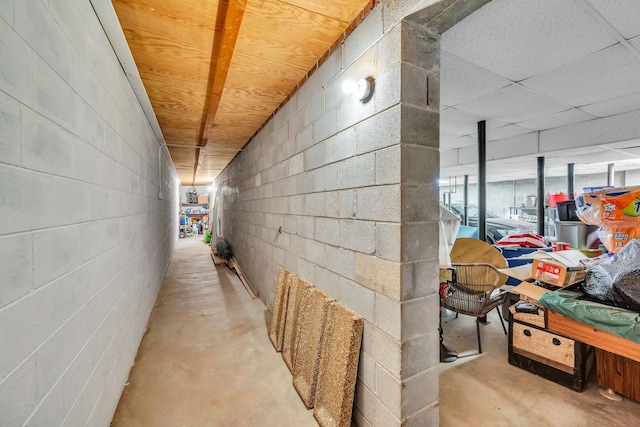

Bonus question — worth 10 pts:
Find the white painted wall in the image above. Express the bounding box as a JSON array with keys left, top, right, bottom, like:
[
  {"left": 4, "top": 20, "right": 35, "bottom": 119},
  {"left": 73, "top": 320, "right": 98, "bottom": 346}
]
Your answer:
[{"left": 0, "top": 1, "right": 179, "bottom": 425}]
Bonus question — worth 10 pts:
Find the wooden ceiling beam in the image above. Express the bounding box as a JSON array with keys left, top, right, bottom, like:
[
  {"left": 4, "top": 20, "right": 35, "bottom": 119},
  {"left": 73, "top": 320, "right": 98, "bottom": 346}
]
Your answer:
[{"left": 193, "top": 0, "right": 248, "bottom": 185}]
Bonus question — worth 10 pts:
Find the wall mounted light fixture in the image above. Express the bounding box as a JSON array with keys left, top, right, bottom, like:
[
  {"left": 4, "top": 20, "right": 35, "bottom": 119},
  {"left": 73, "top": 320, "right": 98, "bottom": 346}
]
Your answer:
[{"left": 342, "top": 77, "right": 374, "bottom": 103}]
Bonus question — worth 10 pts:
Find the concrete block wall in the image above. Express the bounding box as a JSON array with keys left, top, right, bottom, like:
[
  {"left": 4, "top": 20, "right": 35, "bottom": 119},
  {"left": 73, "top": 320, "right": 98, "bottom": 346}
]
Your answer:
[
  {"left": 0, "top": 1, "right": 179, "bottom": 425},
  {"left": 214, "top": 1, "right": 445, "bottom": 425}
]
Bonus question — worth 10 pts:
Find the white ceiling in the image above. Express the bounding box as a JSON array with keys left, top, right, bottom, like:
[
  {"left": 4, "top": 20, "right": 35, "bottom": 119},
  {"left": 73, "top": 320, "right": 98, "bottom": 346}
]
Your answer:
[{"left": 439, "top": 0, "right": 640, "bottom": 184}]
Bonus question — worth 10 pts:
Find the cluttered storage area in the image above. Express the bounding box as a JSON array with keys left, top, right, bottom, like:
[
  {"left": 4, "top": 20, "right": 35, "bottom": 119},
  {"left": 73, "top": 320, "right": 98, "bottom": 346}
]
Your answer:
[{"left": 440, "top": 185, "right": 640, "bottom": 405}]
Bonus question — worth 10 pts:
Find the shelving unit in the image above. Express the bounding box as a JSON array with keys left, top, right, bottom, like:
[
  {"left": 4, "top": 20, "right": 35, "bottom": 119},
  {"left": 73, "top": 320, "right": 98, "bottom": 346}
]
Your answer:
[
  {"left": 508, "top": 206, "right": 557, "bottom": 238},
  {"left": 179, "top": 202, "right": 209, "bottom": 238}
]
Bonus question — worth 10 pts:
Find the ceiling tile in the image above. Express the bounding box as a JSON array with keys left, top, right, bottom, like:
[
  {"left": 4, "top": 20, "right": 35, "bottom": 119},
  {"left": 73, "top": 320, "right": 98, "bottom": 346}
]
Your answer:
[
  {"left": 441, "top": 0, "right": 617, "bottom": 81},
  {"left": 580, "top": 91, "right": 640, "bottom": 117},
  {"left": 440, "top": 51, "right": 512, "bottom": 107},
  {"left": 441, "top": 135, "right": 476, "bottom": 150},
  {"left": 517, "top": 108, "right": 596, "bottom": 131},
  {"left": 585, "top": 0, "right": 640, "bottom": 39},
  {"left": 454, "top": 84, "right": 568, "bottom": 123},
  {"left": 521, "top": 44, "right": 640, "bottom": 106},
  {"left": 487, "top": 125, "right": 534, "bottom": 141},
  {"left": 440, "top": 108, "right": 507, "bottom": 135}
]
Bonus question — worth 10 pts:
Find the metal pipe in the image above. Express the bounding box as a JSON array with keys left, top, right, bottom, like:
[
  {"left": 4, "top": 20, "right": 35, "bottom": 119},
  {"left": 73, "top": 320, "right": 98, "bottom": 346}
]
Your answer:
[
  {"left": 607, "top": 163, "right": 615, "bottom": 186},
  {"left": 567, "top": 163, "right": 575, "bottom": 200},
  {"left": 537, "top": 156, "right": 545, "bottom": 236},
  {"left": 478, "top": 121, "right": 487, "bottom": 242},
  {"left": 463, "top": 175, "right": 469, "bottom": 226}
]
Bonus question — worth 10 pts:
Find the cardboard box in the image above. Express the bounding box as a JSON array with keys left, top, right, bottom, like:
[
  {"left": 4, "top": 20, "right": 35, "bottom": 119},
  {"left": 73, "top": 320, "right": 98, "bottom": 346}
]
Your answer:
[
  {"left": 197, "top": 196, "right": 209, "bottom": 205},
  {"left": 531, "top": 259, "right": 586, "bottom": 287},
  {"left": 511, "top": 280, "right": 550, "bottom": 307}
]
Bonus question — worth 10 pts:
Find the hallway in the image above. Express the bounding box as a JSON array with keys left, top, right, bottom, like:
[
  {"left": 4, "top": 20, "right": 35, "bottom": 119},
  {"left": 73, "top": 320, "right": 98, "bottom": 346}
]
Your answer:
[
  {"left": 111, "top": 238, "right": 640, "bottom": 426},
  {"left": 111, "top": 238, "right": 315, "bottom": 426}
]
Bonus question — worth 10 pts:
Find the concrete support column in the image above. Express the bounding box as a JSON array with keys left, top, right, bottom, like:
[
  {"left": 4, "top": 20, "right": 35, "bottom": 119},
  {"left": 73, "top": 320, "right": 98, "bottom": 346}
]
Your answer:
[{"left": 396, "top": 20, "right": 442, "bottom": 426}]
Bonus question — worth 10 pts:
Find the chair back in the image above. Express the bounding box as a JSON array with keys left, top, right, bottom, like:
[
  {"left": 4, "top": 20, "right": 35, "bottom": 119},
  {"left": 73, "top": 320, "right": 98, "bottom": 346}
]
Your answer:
[{"left": 441, "top": 263, "right": 502, "bottom": 317}]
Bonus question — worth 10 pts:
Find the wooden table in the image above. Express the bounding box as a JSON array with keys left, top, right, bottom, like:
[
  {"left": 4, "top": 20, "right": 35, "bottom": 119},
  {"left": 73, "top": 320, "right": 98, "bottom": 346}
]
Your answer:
[{"left": 546, "top": 309, "right": 640, "bottom": 401}]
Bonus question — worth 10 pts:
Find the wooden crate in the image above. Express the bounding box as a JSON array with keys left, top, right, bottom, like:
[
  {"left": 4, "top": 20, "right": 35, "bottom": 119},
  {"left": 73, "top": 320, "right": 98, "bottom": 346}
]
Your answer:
[{"left": 508, "top": 304, "right": 594, "bottom": 391}]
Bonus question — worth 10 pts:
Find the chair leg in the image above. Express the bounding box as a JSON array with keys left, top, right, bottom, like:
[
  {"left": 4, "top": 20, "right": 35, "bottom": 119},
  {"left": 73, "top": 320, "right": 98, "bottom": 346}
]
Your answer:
[
  {"left": 496, "top": 307, "right": 507, "bottom": 335},
  {"left": 476, "top": 320, "right": 482, "bottom": 354}
]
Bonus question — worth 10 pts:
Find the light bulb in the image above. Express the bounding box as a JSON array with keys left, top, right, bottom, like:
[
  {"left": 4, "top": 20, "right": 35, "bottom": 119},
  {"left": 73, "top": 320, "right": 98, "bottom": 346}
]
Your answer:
[{"left": 342, "top": 79, "right": 357, "bottom": 94}]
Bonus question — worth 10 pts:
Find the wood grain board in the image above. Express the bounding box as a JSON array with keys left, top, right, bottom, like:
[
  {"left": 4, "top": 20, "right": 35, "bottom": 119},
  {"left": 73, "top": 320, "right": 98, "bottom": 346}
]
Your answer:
[
  {"left": 314, "top": 302, "right": 363, "bottom": 427},
  {"left": 293, "top": 287, "right": 334, "bottom": 408},
  {"left": 546, "top": 309, "right": 640, "bottom": 363},
  {"left": 113, "top": 0, "right": 374, "bottom": 185},
  {"left": 282, "top": 276, "right": 313, "bottom": 372},
  {"left": 269, "top": 268, "right": 293, "bottom": 351}
]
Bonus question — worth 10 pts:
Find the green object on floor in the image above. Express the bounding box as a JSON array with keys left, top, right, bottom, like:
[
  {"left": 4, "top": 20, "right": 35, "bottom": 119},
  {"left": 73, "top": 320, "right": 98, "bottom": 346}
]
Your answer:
[{"left": 204, "top": 231, "right": 212, "bottom": 244}]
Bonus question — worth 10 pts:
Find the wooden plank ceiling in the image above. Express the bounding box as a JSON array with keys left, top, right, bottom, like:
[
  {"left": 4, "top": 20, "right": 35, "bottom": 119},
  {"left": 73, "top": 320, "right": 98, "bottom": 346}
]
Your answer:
[{"left": 113, "top": 0, "right": 374, "bottom": 185}]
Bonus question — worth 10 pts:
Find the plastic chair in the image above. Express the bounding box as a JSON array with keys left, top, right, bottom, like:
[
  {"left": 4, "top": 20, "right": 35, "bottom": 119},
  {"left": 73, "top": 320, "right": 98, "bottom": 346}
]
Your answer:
[{"left": 440, "top": 263, "right": 508, "bottom": 353}]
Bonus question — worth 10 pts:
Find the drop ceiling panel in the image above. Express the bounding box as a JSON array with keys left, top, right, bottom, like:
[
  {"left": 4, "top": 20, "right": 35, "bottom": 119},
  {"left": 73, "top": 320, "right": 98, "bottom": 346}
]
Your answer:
[
  {"left": 580, "top": 91, "right": 640, "bottom": 117},
  {"left": 440, "top": 0, "right": 617, "bottom": 81},
  {"left": 441, "top": 135, "right": 476, "bottom": 150},
  {"left": 487, "top": 125, "right": 534, "bottom": 141},
  {"left": 517, "top": 108, "right": 596, "bottom": 131},
  {"left": 455, "top": 84, "right": 568, "bottom": 124},
  {"left": 585, "top": 0, "right": 640, "bottom": 39},
  {"left": 521, "top": 44, "right": 640, "bottom": 107},
  {"left": 440, "top": 108, "right": 506, "bottom": 135},
  {"left": 439, "top": 51, "right": 511, "bottom": 107}
]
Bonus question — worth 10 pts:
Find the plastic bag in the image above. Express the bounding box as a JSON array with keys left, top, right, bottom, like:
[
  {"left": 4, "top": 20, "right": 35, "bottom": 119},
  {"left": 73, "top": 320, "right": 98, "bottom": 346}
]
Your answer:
[
  {"left": 576, "top": 186, "right": 640, "bottom": 225},
  {"left": 583, "top": 238, "right": 640, "bottom": 306}
]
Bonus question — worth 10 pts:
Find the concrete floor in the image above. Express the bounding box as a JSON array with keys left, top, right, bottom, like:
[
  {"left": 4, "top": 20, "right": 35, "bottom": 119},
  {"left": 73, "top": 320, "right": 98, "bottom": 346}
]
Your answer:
[{"left": 112, "top": 238, "right": 640, "bottom": 426}]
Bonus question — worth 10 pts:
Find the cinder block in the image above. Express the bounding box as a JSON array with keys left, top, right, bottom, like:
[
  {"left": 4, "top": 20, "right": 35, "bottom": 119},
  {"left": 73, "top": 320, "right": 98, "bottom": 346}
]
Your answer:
[
  {"left": 400, "top": 20, "right": 439, "bottom": 69},
  {"left": 289, "top": 152, "right": 304, "bottom": 175},
  {"left": 400, "top": 104, "right": 439, "bottom": 148},
  {"left": 354, "top": 253, "right": 401, "bottom": 299},
  {"left": 401, "top": 185, "right": 440, "bottom": 223},
  {"left": 297, "top": 216, "right": 315, "bottom": 239},
  {"left": 401, "top": 294, "right": 438, "bottom": 342},
  {"left": 283, "top": 215, "right": 297, "bottom": 234},
  {"left": 375, "top": 363, "right": 402, "bottom": 419},
  {"left": 401, "top": 367, "right": 439, "bottom": 420},
  {"left": 295, "top": 171, "right": 314, "bottom": 194},
  {"left": 375, "top": 222, "right": 401, "bottom": 262},
  {"left": 375, "top": 293, "right": 401, "bottom": 340},
  {"left": 402, "top": 402, "right": 439, "bottom": 427},
  {"left": 22, "top": 108, "right": 76, "bottom": 179},
  {"left": 325, "top": 128, "right": 355, "bottom": 165},
  {"left": 315, "top": 218, "right": 340, "bottom": 246},
  {"left": 374, "top": 63, "right": 402, "bottom": 114},
  {"left": 305, "top": 94, "right": 325, "bottom": 127},
  {"left": 288, "top": 109, "right": 305, "bottom": 138},
  {"left": 361, "top": 323, "right": 401, "bottom": 377},
  {"left": 305, "top": 192, "right": 326, "bottom": 217},
  {"left": 290, "top": 194, "right": 306, "bottom": 215},
  {"left": 317, "top": 46, "right": 342, "bottom": 89},
  {"left": 0, "top": 355, "right": 37, "bottom": 427},
  {"left": 313, "top": 108, "right": 337, "bottom": 143},
  {"left": 338, "top": 153, "right": 375, "bottom": 189},
  {"left": 0, "top": 0, "right": 13, "bottom": 25},
  {"left": 295, "top": 125, "right": 314, "bottom": 153},
  {"left": 32, "top": 55, "right": 78, "bottom": 133},
  {"left": 33, "top": 225, "right": 81, "bottom": 288},
  {"left": 283, "top": 93, "right": 298, "bottom": 122},
  {"left": 313, "top": 266, "right": 340, "bottom": 300},
  {"left": 304, "top": 142, "right": 325, "bottom": 171},
  {"left": 0, "top": 92, "right": 21, "bottom": 166},
  {"left": 297, "top": 74, "right": 318, "bottom": 108},
  {"left": 401, "top": 144, "right": 438, "bottom": 185},
  {"left": 343, "top": 5, "right": 383, "bottom": 67},
  {"left": 313, "top": 163, "right": 339, "bottom": 192},
  {"left": 305, "top": 239, "right": 326, "bottom": 266},
  {"left": 376, "top": 23, "right": 402, "bottom": 74},
  {"left": 400, "top": 222, "right": 439, "bottom": 262},
  {"left": 325, "top": 246, "right": 356, "bottom": 280},
  {"left": 0, "top": 19, "right": 33, "bottom": 108},
  {"left": 0, "top": 233, "right": 33, "bottom": 308},
  {"left": 401, "top": 259, "right": 440, "bottom": 301},
  {"left": 355, "top": 185, "right": 401, "bottom": 222},
  {"left": 339, "top": 219, "right": 375, "bottom": 254},
  {"left": 355, "top": 105, "right": 401, "bottom": 155},
  {"left": 401, "top": 331, "right": 439, "bottom": 379},
  {"left": 339, "top": 276, "right": 375, "bottom": 322},
  {"left": 325, "top": 190, "right": 355, "bottom": 219},
  {"left": 400, "top": 62, "right": 428, "bottom": 108}
]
